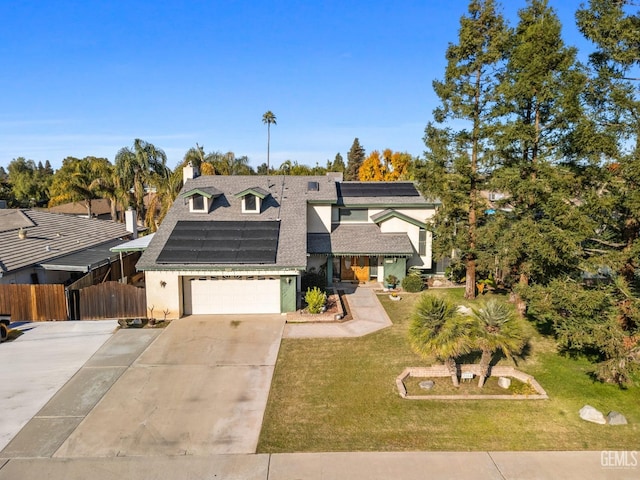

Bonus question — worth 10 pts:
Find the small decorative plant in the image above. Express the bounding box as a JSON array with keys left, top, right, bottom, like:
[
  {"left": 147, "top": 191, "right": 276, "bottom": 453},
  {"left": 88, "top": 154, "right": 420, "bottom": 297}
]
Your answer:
[
  {"left": 385, "top": 274, "right": 398, "bottom": 288},
  {"left": 305, "top": 287, "right": 327, "bottom": 314}
]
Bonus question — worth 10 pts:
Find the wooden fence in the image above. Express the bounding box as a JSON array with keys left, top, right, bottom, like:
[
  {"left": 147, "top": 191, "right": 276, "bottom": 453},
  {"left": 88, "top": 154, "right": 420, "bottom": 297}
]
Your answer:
[
  {"left": 0, "top": 284, "right": 67, "bottom": 321},
  {"left": 78, "top": 282, "right": 146, "bottom": 320}
]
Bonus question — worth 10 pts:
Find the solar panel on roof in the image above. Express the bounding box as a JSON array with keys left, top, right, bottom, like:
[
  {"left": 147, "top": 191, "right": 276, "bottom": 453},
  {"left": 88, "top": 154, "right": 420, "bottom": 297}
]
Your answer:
[
  {"left": 337, "top": 183, "right": 419, "bottom": 197},
  {"left": 157, "top": 220, "right": 280, "bottom": 264}
]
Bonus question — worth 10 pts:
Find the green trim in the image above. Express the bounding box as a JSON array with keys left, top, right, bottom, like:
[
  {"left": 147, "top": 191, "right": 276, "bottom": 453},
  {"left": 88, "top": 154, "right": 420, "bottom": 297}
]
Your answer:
[
  {"left": 140, "top": 265, "right": 306, "bottom": 272},
  {"left": 234, "top": 187, "right": 268, "bottom": 199},
  {"left": 371, "top": 209, "right": 426, "bottom": 229},
  {"left": 340, "top": 202, "right": 440, "bottom": 208},
  {"left": 181, "top": 188, "right": 217, "bottom": 199}
]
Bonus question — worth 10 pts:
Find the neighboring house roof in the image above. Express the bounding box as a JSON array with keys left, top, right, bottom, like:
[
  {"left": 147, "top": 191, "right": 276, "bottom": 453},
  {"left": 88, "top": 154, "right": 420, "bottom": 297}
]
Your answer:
[
  {"left": 47, "top": 198, "right": 114, "bottom": 217},
  {"left": 337, "top": 182, "right": 440, "bottom": 206},
  {"left": 0, "top": 209, "right": 131, "bottom": 277},
  {"left": 138, "top": 175, "right": 338, "bottom": 271},
  {"left": 39, "top": 239, "right": 126, "bottom": 273},
  {"left": 307, "top": 224, "right": 414, "bottom": 257}
]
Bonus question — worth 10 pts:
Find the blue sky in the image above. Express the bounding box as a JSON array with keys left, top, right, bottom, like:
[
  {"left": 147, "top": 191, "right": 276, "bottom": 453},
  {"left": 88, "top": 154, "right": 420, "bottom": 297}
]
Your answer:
[{"left": 0, "top": 1, "right": 593, "bottom": 172}]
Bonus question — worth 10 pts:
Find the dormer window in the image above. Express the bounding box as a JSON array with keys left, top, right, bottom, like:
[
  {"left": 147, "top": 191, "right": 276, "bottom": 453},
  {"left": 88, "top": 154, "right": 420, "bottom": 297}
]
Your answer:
[
  {"left": 191, "top": 194, "right": 206, "bottom": 212},
  {"left": 234, "top": 186, "right": 270, "bottom": 214},
  {"left": 243, "top": 194, "right": 259, "bottom": 213},
  {"left": 181, "top": 186, "right": 223, "bottom": 214}
]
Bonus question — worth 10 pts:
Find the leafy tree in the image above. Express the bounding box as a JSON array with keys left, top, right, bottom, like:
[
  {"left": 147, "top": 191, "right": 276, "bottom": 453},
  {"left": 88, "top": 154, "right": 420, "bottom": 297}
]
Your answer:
[
  {"left": 408, "top": 295, "right": 474, "bottom": 386},
  {"left": 470, "top": 299, "right": 525, "bottom": 387},
  {"left": 418, "top": 0, "right": 510, "bottom": 299},
  {"left": 7, "top": 157, "right": 51, "bottom": 207},
  {"left": 345, "top": 138, "right": 366, "bottom": 180},
  {"left": 487, "top": 0, "right": 590, "bottom": 289},
  {"left": 358, "top": 149, "right": 413, "bottom": 181},
  {"left": 114, "top": 139, "right": 169, "bottom": 222},
  {"left": 49, "top": 156, "right": 112, "bottom": 217},
  {"left": 262, "top": 111, "right": 277, "bottom": 173},
  {"left": 359, "top": 151, "right": 387, "bottom": 181}
]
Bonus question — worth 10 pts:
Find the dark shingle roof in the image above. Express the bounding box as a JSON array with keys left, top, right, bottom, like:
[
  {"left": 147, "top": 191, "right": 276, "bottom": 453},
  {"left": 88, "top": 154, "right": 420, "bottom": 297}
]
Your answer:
[
  {"left": 138, "top": 175, "right": 338, "bottom": 271},
  {"left": 308, "top": 224, "right": 414, "bottom": 256}
]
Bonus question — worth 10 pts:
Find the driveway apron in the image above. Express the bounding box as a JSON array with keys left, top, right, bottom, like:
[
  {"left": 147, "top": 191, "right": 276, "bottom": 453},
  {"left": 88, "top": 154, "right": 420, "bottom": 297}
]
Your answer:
[{"left": 53, "top": 315, "right": 284, "bottom": 457}]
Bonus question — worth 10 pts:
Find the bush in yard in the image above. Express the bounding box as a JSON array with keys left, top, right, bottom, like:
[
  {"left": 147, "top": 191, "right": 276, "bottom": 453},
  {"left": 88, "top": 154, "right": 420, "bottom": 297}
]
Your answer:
[
  {"left": 301, "top": 270, "right": 327, "bottom": 292},
  {"left": 402, "top": 274, "right": 424, "bottom": 292},
  {"left": 305, "top": 287, "right": 327, "bottom": 314}
]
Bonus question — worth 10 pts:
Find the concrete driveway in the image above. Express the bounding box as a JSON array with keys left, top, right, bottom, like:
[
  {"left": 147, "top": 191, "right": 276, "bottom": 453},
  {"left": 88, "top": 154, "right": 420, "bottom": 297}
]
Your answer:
[
  {"left": 0, "top": 321, "right": 117, "bottom": 451},
  {"left": 53, "top": 314, "right": 284, "bottom": 457}
]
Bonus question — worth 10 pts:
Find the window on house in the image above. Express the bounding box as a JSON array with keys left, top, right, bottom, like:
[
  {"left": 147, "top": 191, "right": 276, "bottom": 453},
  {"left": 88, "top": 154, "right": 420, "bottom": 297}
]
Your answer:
[
  {"left": 192, "top": 194, "right": 205, "bottom": 211},
  {"left": 242, "top": 194, "right": 259, "bottom": 213},
  {"left": 339, "top": 208, "right": 368, "bottom": 222},
  {"left": 419, "top": 228, "right": 427, "bottom": 256}
]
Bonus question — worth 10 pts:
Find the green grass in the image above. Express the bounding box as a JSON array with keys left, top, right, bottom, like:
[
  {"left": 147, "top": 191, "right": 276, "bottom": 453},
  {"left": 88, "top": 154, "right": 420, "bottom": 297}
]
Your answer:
[{"left": 258, "top": 288, "right": 640, "bottom": 452}]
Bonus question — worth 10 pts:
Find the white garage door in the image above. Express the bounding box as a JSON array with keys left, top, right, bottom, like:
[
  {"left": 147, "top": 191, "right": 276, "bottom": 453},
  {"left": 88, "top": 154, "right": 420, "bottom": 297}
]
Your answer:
[{"left": 184, "top": 277, "right": 281, "bottom": 314}]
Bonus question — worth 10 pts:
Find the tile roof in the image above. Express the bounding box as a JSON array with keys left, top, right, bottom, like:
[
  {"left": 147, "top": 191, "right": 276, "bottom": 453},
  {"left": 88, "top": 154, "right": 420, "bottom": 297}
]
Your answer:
[
  {"left": 308, "top": 224, "right": 414, "bottom": 256},
  {"left": 0, "top": 210, "right": 132, "bottom": 277},
  {"left": 138, "top": 175, "right": 338, "bottom": 271},
  {"left": 46, "top": 198, "right": 114, "bottom": 216}
]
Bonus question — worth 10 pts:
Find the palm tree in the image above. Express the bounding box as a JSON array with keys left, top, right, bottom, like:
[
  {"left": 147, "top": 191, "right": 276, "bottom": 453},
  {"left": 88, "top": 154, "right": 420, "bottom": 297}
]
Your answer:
[
  {"left": 408, "top": 295, "right": 474, "bottom": 386},
  {"left": 213, "top": 152, "right": 251, "bottom": 175},
  {"left": 262, "top": 111, "right": 277, "bottom": 173},
  {"left": 49, "top": 156, "right": 112, "bottom": 218},
  {"left": 471, "top": 299, "right": 525, "bottom": 387},
  {"left": 145, "top": 167, "right": 182, "bottom": 231},
  {"left": 114, "top": 139, "right": 168, "bottom": 221}
]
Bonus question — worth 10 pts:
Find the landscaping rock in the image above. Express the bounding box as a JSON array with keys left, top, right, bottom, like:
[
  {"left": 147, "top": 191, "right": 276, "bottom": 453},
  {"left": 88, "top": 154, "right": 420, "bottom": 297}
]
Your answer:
[
  {"left": 579, "top": 405, "right": 606, "bottom": 425},
  {"left": 498, "top": 377, "right": 511, "bottom": 389},
  {"left": 419, "top": 380, "right": 435, "bottom": 390},
  {"left": 607, "top": 411, "right": 628, "bottom": 426}
]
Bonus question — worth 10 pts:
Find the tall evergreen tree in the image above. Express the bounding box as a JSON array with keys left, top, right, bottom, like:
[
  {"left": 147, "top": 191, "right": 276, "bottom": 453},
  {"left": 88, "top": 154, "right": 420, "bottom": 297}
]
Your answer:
[
  {"left": 345, "top": 138, "right": 366, "bottom": 181},
  {"left": 419, "top": 0, "right": 510, "bottom": 299},
  {"left": 485, "top": 0, "right": 589, "bottom": 288},
  {"left": 329, "top": 152, "right": 345, "bottom": 173}
]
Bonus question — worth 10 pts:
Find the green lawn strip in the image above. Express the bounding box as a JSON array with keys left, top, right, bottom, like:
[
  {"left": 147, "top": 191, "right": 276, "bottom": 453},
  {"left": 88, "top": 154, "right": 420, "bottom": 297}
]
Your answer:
[{"left": 258, "top": 289, "right": 639, "bottom": 452}]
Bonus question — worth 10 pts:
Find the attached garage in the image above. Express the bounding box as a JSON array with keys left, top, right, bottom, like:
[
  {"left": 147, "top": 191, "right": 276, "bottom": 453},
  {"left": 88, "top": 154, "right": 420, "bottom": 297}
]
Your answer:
[{"left": 183, "top": 276, "right": 281, "bottom": 315}]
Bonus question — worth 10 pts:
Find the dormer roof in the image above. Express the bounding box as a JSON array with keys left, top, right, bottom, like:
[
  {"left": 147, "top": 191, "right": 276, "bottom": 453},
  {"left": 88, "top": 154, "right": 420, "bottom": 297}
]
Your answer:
[
  {"left": 181, "top": 186, "right": 223, "bottom": 199},
  {"left": 233, "top": 187, "right": 270, "bottom": 199}
]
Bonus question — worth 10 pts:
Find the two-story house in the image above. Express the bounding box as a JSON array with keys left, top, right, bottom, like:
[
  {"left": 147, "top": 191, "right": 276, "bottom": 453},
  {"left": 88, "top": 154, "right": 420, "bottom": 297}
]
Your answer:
[{"left": 137, "top": 166, "right": 439, "bottom": 318}]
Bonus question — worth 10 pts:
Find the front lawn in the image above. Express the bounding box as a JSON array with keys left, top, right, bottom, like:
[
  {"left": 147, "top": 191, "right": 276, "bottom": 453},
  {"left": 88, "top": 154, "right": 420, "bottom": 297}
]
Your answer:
[{"left": 258, "top": 288, "right": 639, "bottom": 452}]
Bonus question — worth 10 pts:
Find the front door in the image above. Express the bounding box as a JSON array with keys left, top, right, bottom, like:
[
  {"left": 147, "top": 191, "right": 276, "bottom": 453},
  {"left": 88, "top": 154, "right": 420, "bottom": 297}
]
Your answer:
[{"left": 340, "top": 256, "right": 369, "bottom": 282}]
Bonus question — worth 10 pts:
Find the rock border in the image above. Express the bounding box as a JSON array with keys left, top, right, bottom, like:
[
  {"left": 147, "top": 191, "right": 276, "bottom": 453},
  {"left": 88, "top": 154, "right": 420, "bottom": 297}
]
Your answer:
[{"left": 397, "top": 365, "right": 548, "bottom": 400}]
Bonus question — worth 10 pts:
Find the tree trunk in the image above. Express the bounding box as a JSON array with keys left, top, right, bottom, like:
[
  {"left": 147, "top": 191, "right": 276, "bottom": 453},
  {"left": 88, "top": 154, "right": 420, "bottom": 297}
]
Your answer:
[
  {"left": 446, "top": 357, "right": 460, "bottom": 387},
  {"left": 477, "top": 349, "right": 492, "bottom": 388},
  {"left": 465, "top": 257, "right": 476, "bottom": 300}
]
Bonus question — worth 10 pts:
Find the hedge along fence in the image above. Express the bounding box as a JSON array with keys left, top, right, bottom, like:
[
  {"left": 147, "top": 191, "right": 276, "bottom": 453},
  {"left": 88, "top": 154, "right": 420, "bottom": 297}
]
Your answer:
[
  {"left": 396, "top": 365, "right": 548, "bottom": 400},
  {"left": 0, "top": 284, "right": 67, "bottom": 321}
]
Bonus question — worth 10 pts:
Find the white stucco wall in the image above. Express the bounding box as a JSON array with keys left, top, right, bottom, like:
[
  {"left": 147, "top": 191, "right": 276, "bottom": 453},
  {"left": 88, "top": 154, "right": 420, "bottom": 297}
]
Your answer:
[
  {"left": 307, "top": 204, "right": 332, "bottom": 233},
  {"left": 378, "top": 216, "right": 433, "bottom": 269},
  {"left": 145, "top": 270, "right": 182, "bottom": 320}
]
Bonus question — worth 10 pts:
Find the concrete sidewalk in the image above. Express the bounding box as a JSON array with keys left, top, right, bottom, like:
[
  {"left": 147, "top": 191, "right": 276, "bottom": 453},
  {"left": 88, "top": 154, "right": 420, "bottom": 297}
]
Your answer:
[
  {"left": 0, "top": 451, "right": 637, "bottom": 479},
  {"left": 284, "top": 283, "right": 392, "bottom": 338}
]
